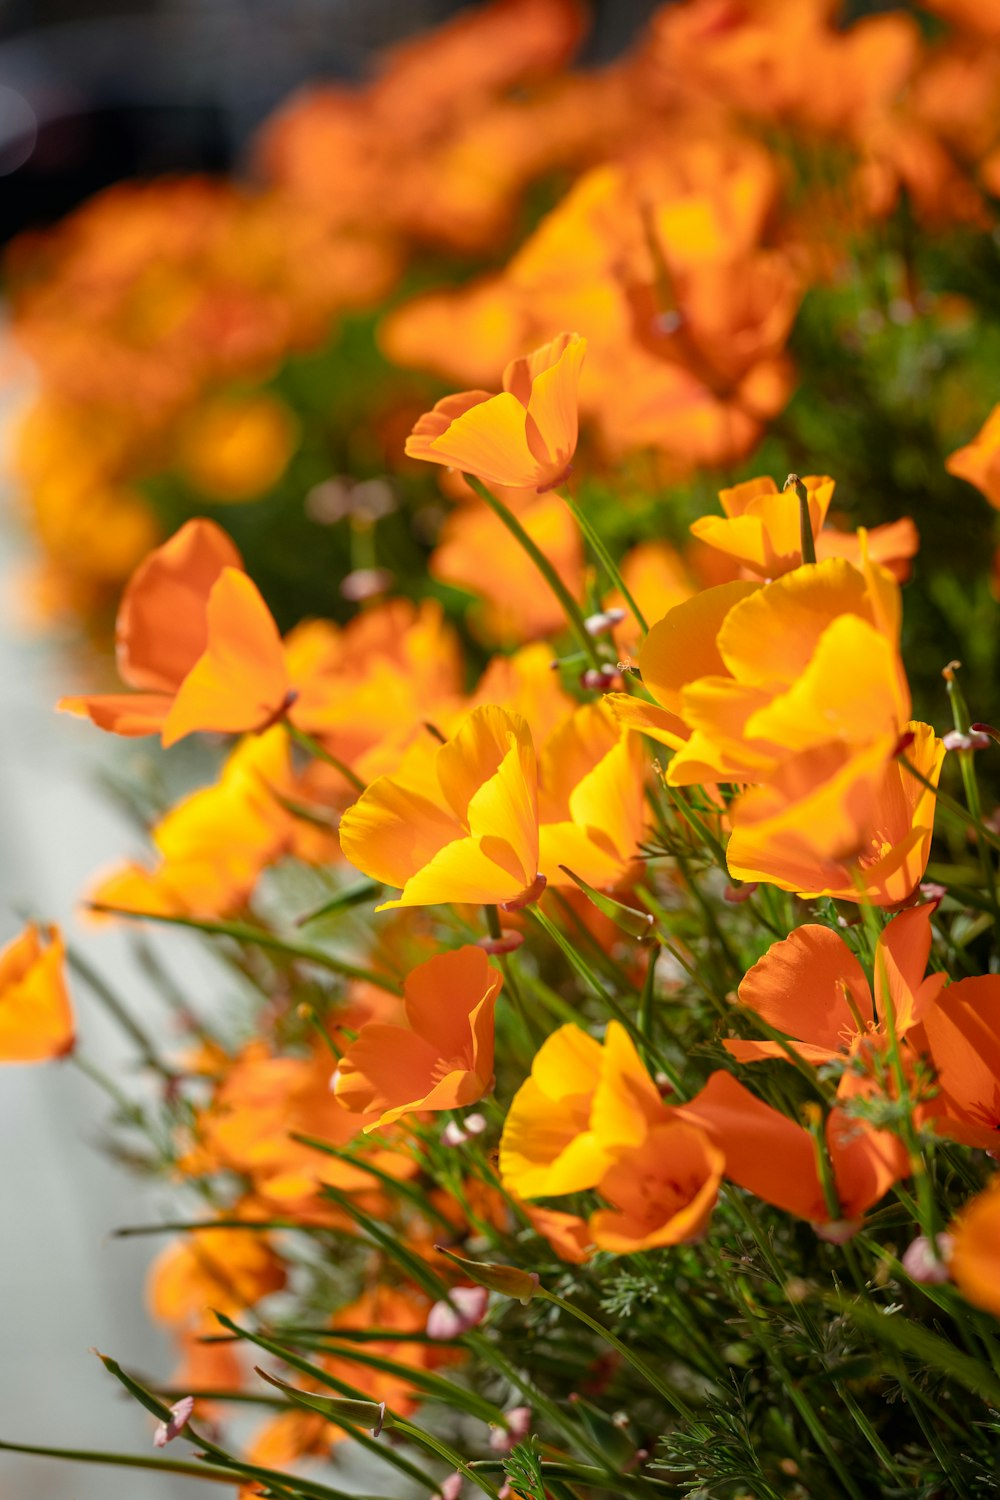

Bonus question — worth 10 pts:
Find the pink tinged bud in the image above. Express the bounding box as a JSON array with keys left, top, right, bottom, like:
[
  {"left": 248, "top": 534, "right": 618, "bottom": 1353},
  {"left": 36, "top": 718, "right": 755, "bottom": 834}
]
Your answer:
[
  {"left": 426, "top": 1285, "right": 489, "bottom": 1340},
  {"left": 943, "top": 730, "right": 991, "bottom": 751},
  {"left": 581, "top": 666, "right": 620, "bottom": 691},
  {"left": 153, "top": 1395, "right": 195, "bottom": 1447},
  {"left": 437, "top": 1476, "right": 464, "bottom": 1500},
  {"left": 490, "top": 1405, "right": 533, "bottom": 1453},
  {"left": 723, "top": 882, "right": 758, "bottom": 904},
  {"left": 920, "top": 882, "right": 948, "bottom": 902},
  {"left": 441, "top": 1120, "right": 467, "bottom": 1146},
  {"left": 477, "top": 928, "right": 524, "bottom": 956},
  {"left": 339, "top": 567, "right": 394, "bottom": 602},
  {"left": 812, "top": 1219, "right": 864, "bottom": 1245},
  {"left": 584, "top": 608, "right": 627, "bottom": 637},
  {"left": 902, "top": 1233, "right": 954, "bottom": 1284}
]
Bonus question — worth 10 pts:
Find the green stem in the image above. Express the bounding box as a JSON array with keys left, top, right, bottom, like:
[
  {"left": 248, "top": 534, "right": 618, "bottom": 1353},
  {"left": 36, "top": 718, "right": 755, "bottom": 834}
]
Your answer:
[
  {"left": 559, "top": 489, "right": 649, "bottom": 634},
  {"left": 286, "top": 724, "right": 366, "bottom": 792},
  {"left": 537, "top": 1289, "right": 695, "bottom": 1421},
  {"left": 783, "top": 474, "right": 817, "bottom": 565},
  {"left": 86, "top": 904, "right": 402, "bottom": 994},
  {"left": 464, "top": 474, "right": 602, "bottom": 667}
]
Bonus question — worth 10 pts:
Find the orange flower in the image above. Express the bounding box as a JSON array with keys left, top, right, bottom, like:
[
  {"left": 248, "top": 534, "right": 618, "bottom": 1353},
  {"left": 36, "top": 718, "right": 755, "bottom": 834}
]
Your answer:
[
  {"left": 725, "top": 720, "right": 945, "bottom": 904},
  {"left": 909, "top": 973, "right": 1000, "bottom": 1149},
  {"left": 727, "top": 903, "right": 946, "bottom": 1077},
  {"left": 609, "top": 551, "right": 939, "bottom": 902},
  {"left": 339, "top": 704, "right": 541, "bottom": 910},
  {"left": 59, "top": 519, "right": 295, "bottom": 746},
  {"left": 538, "top": 701, "right": 647, "bottom": 890},
  {"left": 949, "top": 1180, "right": 1000, "bottom": 1317},
  {"left": 405, "top": 332, "right": 586, "bottom": 492},
  {"left": 589, "top": 1119, "right": 725, "bottom": 1254},
  {"left": 333, "top": 946, "right": 501, "bottom": 1127},
  {"left": 676, "top": 1072, "right": 907, "bottom": 1225},
  {"left": 176, "top": 392, "right": 298, "bottom": 502},
  {"left": 690, "top": 475, "right": 835, "bottom": 577},
  {"left": 499, "top": 1021, "right": 665, "bottom": 1199},
  {"left": 946, "top": 402, "right": 1000, "bottom": 508},
  {"left": 147, "top": 1226, "right": 286, "bottom": 1326},
  {"left": 0, "top": 923, "right": 74, "bottom": 1063}
]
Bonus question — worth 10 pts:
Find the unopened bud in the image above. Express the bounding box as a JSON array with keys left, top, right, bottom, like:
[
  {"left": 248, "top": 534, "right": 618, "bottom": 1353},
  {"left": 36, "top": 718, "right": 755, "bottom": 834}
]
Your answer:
[
  {"left": 943, "top": 729, "right": 990, "bottom": 752},
  {"left": 723, "top": 881, "right": 758, "bottom": 904},
  {"left": 581, "top": 666, "right": 620, "bottom": 691},
  {"left": 584, "top": 608, "right": 627, "bottom": 637},
  {"left": 340, "top": 567, "right": 394, "bottom": 602},
  {"left": 426, "top": 1285, "right": 489, "bottom": 1340},
  {"left": 902, "top": 1233, "right": 954, "bottom": 1284},
  {"left": 812, "top": 1218, "right": 863, "bottom": 1244},
  {"left": 435, "top": 1247, "right": 541, "bottom": 1303},
  {"left": 489, "top": 1405, "right": 532, "bottom": 1453}
]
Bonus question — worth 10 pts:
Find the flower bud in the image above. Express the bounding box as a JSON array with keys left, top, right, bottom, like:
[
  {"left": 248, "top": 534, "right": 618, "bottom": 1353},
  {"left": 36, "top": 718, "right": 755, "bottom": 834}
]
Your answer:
[{"left": 435, "top": 1247, "right": 541, "bottom": 1303}]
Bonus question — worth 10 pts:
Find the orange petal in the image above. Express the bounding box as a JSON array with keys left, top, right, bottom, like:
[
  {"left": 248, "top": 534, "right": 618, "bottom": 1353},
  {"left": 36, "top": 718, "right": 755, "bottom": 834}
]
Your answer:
[
  {"left": 117, "top": 518, "right": 243, "bottom": 692},
  {"left": 638, "top": 581, "right": 759, "bottom": 717},
  {"left": 736, "top": 924, "right": 871, "bottom": 1054},
  {"left": 162, "top": 569, "right": 290, "bottom": 746},
  {"left": 58, "top": 691, "right": 174, "bottom": 738},
  {"left": 0, "top": 924, "right": 74, "bottom": 1063}
]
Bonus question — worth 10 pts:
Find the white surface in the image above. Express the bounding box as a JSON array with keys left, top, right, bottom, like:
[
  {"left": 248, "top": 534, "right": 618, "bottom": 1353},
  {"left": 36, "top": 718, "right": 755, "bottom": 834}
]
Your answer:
[{"left": 0, "top": 431, "right": 193, "bottom": 1495}]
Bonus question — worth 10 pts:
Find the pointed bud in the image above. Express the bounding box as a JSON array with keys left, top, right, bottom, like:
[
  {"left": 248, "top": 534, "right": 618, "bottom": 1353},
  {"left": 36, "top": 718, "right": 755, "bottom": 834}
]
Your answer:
[{"left": 435, "top": 1247, "right": 541, "bottom": 1303}]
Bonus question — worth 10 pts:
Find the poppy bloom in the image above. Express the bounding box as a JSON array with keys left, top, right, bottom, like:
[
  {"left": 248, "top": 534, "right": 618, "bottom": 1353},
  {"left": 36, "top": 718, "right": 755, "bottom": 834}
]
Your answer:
[
  {"left": 332, "top": 946, "right": 501, "bottom": 1128},
  {"left": 727, "top": 902, "right": 945, "bottom": 1076},
  {"left": 405, "top": 332, "right": 586, "bottom": 492},
  {"left": 59, "top": 519, "right": 296, "bottom": 747},
  {"left": 0, "top": 922, "right": 74, "bottom": 1063},
  {"left": 589, "top": 1119, "right": 725, "bottom": 1253},
  {"left": 946, "top": 402, "right": 1000, "bottom": 508},
  {"left": 338, "top": 704, "right": 542, "bottom": 910},
  {"left": 949, "top": 1181, "right": 1000, "bottom": 1316}
]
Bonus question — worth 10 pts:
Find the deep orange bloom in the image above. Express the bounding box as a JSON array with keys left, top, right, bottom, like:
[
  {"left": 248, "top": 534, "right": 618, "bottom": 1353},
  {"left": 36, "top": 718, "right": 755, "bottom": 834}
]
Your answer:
[
  {"left": 59, "top": 519, "right": 295, "bottom": 746},
  {"left": 339, "top": 704, "right": 541, "bottom": 910},
  {"left": 949, "top": 1181, "right": 1000, "bottom": 1317},
  {"left": 333, "top": 946, "right": 501, "bottom": 1127},
  {"left": 676, "top": 1072, "right": 907, "bottom": 1225},
  {"left": 0, "top": 922, "right": 74, "bottom": 1063},
  {"left": 147, "top": 1226, "right": 286, "bottom": 1326},
  {"left": 589, "top": 1120, "right": 725, "bottom": 1253},
  {"left": 405, "top": 332, "right": 585, "bottom": 491},
  {"left": 728, "top": 903, "right": 945, "bottom": 1076},
  {"left": 910, "top": 973, "right": 1000, "bottom": 1148},
  {"left": 946, "top": 402, "right": 1000, "bottom": 508}
]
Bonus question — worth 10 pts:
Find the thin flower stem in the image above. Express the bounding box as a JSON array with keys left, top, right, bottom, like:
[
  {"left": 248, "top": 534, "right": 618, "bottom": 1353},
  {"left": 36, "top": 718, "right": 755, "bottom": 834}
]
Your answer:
[
  {"left": 286, "top": 723, "right": 366, "bottom": 792},
  {"left": 86, "top": 904, "right": 403, "bottom": 994},
  {"left": 463, "top": 474, "right": 602, "bottom": 667},
  {"left": 558, "top": 488, "right": 649, "bottom": 634},
  {"left": 537, "top": 1288, "right": 696, "bottom": 1421}
]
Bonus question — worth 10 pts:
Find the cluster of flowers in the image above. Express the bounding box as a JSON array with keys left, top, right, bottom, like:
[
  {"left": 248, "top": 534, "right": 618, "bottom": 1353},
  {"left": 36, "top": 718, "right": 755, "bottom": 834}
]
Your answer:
[
  {"left": 9, "top": 0, "right": 1000, "bottom": 635},
  {"left": 6, "top": 326, "right": 1000, "bottom": 1495}
]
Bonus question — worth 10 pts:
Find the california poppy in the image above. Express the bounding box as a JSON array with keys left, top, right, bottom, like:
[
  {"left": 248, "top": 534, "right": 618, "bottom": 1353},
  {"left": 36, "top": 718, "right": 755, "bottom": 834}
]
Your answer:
[
  {"left": 332, "top": 946, "right": 501, "bottom": 1128},
  {"left": 60, "top": 519, "right": 295, "bottom": 746},
  {"left": 0, "top": 922, "right": 74, "bottom": 1063},
  {"left": 405, "top": 332, "right": 585, "bottom": 492},
  {"left": 339, "top": 704, "right": 541, "bottom": 910}
]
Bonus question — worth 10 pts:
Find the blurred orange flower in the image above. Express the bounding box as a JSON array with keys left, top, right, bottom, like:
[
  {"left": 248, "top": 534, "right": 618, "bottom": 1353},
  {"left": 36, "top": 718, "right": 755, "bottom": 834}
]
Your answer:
[
  {"left": 333, "top": 946, "right": 501, "bottom": 1127},
  {"left": 60, "top": 519, "right": 296, "bottom": 746},
  {"left": 0, "top": 923, "right": 74, "bottom": 1063},
  {"left": 405, "top": 332, "right": 585, "bottom": 491},
  {"left": 949, "top": 1180, "right": 1000, "bottom": 1317},
  {"left": 946, "top": 402, "right": 1000, "bottom": 507}
]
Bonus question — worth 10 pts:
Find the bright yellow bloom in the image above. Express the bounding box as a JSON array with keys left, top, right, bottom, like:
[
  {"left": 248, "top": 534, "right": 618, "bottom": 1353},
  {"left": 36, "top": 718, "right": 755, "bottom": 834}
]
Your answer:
[{"left": 339, "top": 704, "right": 541, "bottom": 910}]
